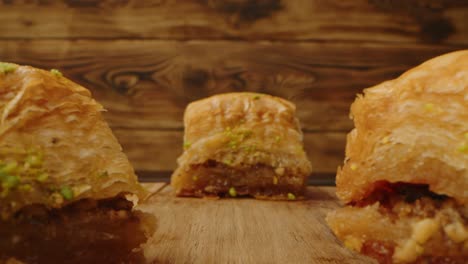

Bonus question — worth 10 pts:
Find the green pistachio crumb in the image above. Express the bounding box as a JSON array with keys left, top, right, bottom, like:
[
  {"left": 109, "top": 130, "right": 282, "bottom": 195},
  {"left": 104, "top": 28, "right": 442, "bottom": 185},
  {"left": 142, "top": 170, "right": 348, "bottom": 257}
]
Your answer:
[
  {"left": 424, "top": 103, "right": 434, "bottom": 112},
  {"left": 287, "top": 193, "right": 296, "bottom": 200},
  {"left": 26, "top": 154, "right": 42, "bottom": 167},
  {"left": 458, "top": 143, "right": 468, "bottom": 154},
  {"left": 37, "top": 173, "right": 49, "bottom": 182},
  {"left": 60, "top": 186, "right": 74, "bottom": 200},
  {"left": 50, "top": 69, "right": 63, "bottom": 77},
  {"left": 19, "top": 184, "right": 32, "bottom": 192},
  {"left": 228, "top": 141, "right": 237, "bottom": 149},
  {"left": 241, "top": 130, "right": 253, "bottom": 138},
  {"left": 253, "top": 95, "right": 261, "bottom": 100},
  {"left": 98, "top": 171, "right": 109, "bottom": 178},
  {"left": 229, "top": 187, "right": 237, "bottom": 197},
  {"left": 0, "top": 62, "right": 18, "bottom": 74},
  {"left": 3, "top": 175, "right": 20, "bottom": 189},
  {"left": 275, "top": 136, "right": 281, "bottom": 143},
  {"left": 244, "top": 145, "right": 256, "bottom": 153},
  {"left": 273, "top": 176, "right": 278, "bottom": 185},
  {"left": 1, "top": 161, "right": 18, "bottom": 174},
  {"left": 223, "top": 159, "right": 233, "bottom": 166},
  {"left": 183, "top": 141, "right": 191, "bottom": 150}
]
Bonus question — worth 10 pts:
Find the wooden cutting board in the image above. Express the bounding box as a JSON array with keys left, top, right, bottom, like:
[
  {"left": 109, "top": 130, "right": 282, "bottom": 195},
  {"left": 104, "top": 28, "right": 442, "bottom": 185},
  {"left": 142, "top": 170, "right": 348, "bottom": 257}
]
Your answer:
[{"left": 139, "top": 183, "right": 376, "bottom": 264}]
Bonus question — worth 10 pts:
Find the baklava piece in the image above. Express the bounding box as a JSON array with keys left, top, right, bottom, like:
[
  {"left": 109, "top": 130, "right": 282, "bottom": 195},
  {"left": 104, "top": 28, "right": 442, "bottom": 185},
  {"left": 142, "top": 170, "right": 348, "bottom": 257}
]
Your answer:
[
  {"left": 327, "top": 51, "right": 468, "bottom": 263},
  {"left": 171, "top": 93, "right": 312, "bottom": 200},
  {"left": 0, "top": 63, "right": 154, "bottom": 263}
]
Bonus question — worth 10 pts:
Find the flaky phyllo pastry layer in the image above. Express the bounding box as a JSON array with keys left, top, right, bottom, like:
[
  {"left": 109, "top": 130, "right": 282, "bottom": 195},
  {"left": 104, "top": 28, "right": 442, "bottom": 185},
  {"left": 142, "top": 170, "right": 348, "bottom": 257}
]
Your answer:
[
  {"left": 0, "top": 63, "right": 152, "bottom": 263},
  {"left": 171, "top": 93, "right": 312, "bottom": 200},
  {"left": 327, "top": 51, "right": 468, "bottom": 263}
]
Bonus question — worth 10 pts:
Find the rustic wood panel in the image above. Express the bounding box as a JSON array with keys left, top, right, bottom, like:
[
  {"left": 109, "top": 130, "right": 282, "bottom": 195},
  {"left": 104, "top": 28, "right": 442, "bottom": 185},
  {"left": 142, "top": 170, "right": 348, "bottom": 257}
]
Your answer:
[
  {"left": 139, "top": 184, "right": 374, "bottom": 264},
  {"left": 0, "top": 40, "right": 460, "bottom": 131},
  {"left": 113, "top": 129, "right": 346, "bottom": 175},
  {"left": 0, "top": 0, "right": 467, "bottom": 45}
]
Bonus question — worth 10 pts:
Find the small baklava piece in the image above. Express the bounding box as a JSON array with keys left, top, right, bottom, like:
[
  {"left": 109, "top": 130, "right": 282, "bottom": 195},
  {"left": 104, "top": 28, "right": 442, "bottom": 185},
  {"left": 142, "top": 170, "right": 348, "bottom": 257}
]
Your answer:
[
  {"left": 171, "top": 93, "right": 312, "bottom": 200},
  {"left": 0, "top": 63, "right": 154, "bottom": 263}
]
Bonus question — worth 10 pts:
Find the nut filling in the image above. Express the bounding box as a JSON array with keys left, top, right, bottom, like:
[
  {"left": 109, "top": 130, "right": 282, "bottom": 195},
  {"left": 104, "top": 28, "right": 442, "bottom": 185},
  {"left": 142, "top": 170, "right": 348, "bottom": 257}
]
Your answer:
[
  {"left": 176, "top": 160, "right": 306, "bottom": 200},
  {"left": 0, "top": 196, "right": 154, "bottom": 264},
  {"left": 327, "top": 182, "right": 467, "bottom": 264}
]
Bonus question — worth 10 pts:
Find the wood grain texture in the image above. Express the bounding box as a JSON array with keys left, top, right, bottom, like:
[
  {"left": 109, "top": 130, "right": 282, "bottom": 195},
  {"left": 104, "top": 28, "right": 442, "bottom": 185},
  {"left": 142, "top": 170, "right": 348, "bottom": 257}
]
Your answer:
[
  {"left": 1, "top": 0, "right": 466, "bottom": 184},
  {"left": 0, "top": 40, "right": 460, "bottom": 132},
  {"left": 138, "top": 184, "right": 375, "bottom": 264},
  {"left": 0, "top": 0, "right": 467, "bottom": 45},
  {"left": 114, "top": 129, "right": 346, "bottom": 174}
]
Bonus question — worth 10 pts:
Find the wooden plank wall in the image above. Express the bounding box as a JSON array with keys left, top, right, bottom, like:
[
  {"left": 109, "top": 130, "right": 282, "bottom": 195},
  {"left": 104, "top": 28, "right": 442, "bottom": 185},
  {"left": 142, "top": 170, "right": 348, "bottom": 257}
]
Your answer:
[{"left": 0, "top": 0, "right": 467, "bottom": 184}]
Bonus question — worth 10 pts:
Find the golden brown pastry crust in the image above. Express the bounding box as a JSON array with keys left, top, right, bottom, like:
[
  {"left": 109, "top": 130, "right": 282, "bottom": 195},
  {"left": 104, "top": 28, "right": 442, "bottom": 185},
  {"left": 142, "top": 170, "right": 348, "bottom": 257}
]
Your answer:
[
  {"left": 328, "top": 51, "right": 468, "bottom": 263},
  {"left": 171, "top": 92, "right": 312, "bottom": 199},
  {"left": 0, "top": 63, "right": 146, "bottom": 218},
  {"left": 336, "top": 50, "right": 468, "bottom": 204}
]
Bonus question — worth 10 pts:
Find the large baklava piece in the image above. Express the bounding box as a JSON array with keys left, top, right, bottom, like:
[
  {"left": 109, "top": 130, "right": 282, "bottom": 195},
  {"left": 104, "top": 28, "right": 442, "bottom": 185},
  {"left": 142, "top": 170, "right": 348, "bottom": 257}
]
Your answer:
[
  {"left": 0, "top": 63, "right": 153, "bottom": 263},
  {"left": 327, "top": 51, "right": 468, "bottom": 263},
  {"left": 171, "top": 93, "right": 312, "bottom": 200}
]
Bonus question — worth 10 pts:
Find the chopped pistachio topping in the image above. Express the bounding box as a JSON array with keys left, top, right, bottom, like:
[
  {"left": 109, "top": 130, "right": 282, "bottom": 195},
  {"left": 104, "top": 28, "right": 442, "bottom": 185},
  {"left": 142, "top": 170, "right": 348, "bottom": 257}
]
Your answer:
[
  {"left": 25, "top": 154, "right": 42, "bottom": 167},
  {"left": 287, "top": 193, "right": 296, "bottom": 200},
  {"left": 273, "top": 176, "right": 278, "bottom": 185},
  {"left": 253, "top": 95, "right": 261, "bottom": 100},
  {"left": 0, "top": 62, "right": 18, "bottom": 74},
  {"left": 18, "top": 184, "right": 32, "bottom": 192},
  {"left": 350, "top": 164, "right": 358, "bottom": 171},
  {"left": 98, "top": 171, "right": 109, "bottom": 178},
  {"left": 225, "top": 129, "right": 253, "bottom": 149},
  {"left": 36, "top": 172, "right": 49, "bottom": 182},
  {"left": 295, "top": 146, "right": 304, "bottom": 154},
  {"left": 0, "top": 148, "right": 49, "bottom": 198},
  {"left": 60, "top": 186, "right": 74, "bottom": 200},
  {"left": 50, "top": 69, "right": 63, "bottom": 77},
  {"left": 228, "top": 141, "right": 237, "bottom": 149},
  {"left": 381, "top": 136, "right": 389, "bottom": 144},
  {"left": 183, "top": 141, "right": 191, "bottom": 150},
  {"left": 1, "top": 161, "right": 18, "bottom": 174},
  {"left": 71, "top": 184, "right": 91, "bottom": 197},
  {"left": 223, "top": 159, "right": 233, "bottom": 166},
  {"left": 458, "top": 143, "right": 468, "bottom": 154},
  {"left": 243, "top": 145, "right": 256, "bottom": 153},
  {"left": 424, "top": 103, "right": 434, "bottom": 112},
  {"left": 3, "top": 175, "right": 20, "bottom": 189},
  {"left": 275, "top": 136, "right": 281, "bottom": 143},
  {"left": 228, "top": 187, "right": 237, "bottom": 197}
]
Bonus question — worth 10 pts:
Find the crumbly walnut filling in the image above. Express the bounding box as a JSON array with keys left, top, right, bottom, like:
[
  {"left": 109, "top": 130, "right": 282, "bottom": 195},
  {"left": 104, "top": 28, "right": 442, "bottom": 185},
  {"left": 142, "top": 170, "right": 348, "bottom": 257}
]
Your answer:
[
  {"left": 177, "top": 160, "right": 305, "bottom": 199},
  {"left": 0, "top": 196, "right": 152, "bottom": 263},
  {"left": 340, "top": 182, "right": 467, "bottom": 263}
]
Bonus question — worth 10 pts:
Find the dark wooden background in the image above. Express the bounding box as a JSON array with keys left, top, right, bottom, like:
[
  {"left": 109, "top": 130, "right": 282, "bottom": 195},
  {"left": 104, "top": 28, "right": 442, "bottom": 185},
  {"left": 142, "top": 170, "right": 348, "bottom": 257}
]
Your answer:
[{"left": 0, "top": 0, "right": 467, "bottom": 184}]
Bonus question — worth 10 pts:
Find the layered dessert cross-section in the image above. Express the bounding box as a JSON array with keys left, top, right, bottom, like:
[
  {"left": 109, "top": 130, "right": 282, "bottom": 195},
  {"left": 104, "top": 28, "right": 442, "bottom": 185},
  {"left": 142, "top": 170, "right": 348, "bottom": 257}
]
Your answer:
[
  {"left": 171, "top": 93, "right": 312, "bottom": 200},
  {"left": 326, "top": 51, "right": 468, "bottom": 263},
  {"left": 0, "top": 63, "right": 154, "bottom": 263}
]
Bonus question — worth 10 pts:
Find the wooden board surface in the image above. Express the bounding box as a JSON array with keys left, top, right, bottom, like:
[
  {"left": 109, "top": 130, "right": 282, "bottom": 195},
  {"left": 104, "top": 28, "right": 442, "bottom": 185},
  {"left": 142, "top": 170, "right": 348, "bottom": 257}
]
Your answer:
[
  {"left": 1, "top": 0, "right": 467, "bottom": 45},
  {"left": 139, "top": 184, "right": 375, "bottom": 264}
]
